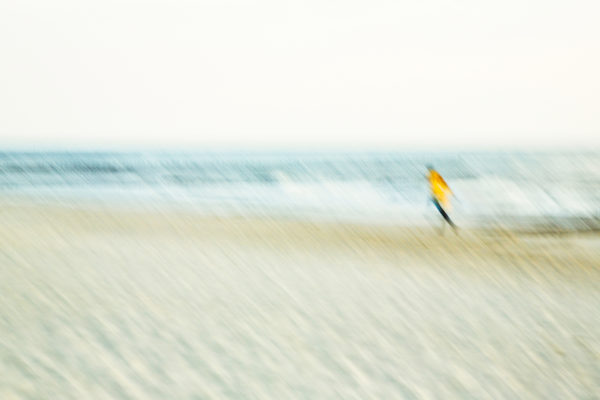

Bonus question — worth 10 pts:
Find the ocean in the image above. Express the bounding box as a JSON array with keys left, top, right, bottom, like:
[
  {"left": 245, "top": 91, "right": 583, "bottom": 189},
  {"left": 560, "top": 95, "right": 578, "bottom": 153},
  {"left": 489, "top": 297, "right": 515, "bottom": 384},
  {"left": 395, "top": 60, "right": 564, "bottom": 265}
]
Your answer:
[{"left": 1, "top": 150, "right": 599, "bottom": 229}]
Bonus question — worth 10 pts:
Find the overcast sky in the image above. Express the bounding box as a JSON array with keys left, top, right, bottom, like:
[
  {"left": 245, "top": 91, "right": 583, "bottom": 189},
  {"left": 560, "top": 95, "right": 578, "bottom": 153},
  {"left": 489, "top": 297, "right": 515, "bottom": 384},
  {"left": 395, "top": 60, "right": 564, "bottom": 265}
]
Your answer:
[{"left": 1, "top": 0, "right": 599, "bottom": 149}]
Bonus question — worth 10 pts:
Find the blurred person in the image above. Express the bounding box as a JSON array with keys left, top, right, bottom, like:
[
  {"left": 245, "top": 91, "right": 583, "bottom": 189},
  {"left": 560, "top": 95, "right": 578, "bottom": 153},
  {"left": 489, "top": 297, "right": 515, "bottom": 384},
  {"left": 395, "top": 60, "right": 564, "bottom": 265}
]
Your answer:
[{"left": 427, "top": 165, "right": 457, "bottom": 233}]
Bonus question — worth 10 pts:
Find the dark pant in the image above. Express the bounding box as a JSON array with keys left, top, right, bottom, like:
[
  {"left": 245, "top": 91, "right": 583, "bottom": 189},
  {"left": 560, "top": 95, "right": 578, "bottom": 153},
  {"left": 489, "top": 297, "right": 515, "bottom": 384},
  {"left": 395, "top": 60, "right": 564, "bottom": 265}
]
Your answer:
[{"left": 432, "top": 198, "right": 455, "bottom": 227}]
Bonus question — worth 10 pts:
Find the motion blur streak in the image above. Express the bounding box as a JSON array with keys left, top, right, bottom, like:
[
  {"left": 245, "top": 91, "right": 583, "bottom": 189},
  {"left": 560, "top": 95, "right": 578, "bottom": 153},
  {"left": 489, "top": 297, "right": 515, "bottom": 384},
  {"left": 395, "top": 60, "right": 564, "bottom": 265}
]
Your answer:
[{"left": 1, "top": 151, "right": 599, "bottom": 398}]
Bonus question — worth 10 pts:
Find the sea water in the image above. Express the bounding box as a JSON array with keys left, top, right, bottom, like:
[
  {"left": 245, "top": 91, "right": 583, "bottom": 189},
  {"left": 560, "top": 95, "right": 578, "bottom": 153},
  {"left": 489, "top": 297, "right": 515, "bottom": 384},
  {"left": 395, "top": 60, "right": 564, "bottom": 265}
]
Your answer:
[{"left": 0, "top": 150, "right": 598, "bottom": 228}]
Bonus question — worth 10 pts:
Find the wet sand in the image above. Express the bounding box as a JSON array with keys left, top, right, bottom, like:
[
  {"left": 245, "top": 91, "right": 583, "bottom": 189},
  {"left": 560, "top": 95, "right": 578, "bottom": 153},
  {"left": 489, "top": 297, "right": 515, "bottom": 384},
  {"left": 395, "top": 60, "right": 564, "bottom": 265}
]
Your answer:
[{"left": 1, "top": 201, "right": 599, "bottom": 399}]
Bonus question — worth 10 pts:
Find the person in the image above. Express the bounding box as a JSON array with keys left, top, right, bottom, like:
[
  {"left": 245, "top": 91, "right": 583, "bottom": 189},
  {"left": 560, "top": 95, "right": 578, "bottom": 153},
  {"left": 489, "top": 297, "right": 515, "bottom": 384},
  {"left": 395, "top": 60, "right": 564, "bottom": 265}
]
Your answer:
[{"left": 426, "top": 165, "right": 456, "bottom": 232}]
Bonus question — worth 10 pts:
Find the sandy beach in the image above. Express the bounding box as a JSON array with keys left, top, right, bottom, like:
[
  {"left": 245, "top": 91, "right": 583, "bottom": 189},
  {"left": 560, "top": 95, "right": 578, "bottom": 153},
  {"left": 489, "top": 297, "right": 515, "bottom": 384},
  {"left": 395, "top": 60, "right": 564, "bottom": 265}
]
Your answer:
[{"left": 1, "top": 200, "right": 599, "bottom": 399}]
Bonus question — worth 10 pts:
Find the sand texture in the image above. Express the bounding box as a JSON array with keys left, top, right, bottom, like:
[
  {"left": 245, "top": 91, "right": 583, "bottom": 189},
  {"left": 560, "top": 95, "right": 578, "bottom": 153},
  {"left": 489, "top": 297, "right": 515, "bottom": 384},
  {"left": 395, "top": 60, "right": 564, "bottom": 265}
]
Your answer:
[{"left": 1, "top": 202, "right": 599, "bottom": 399}]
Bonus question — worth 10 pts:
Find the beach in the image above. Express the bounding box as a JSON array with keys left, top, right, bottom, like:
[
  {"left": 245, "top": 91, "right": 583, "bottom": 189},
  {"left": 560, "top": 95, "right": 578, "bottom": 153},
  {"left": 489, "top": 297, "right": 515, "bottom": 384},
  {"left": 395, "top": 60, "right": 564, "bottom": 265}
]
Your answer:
[{"left": 1, "top": 200, "right": 599, "bottom": 399}]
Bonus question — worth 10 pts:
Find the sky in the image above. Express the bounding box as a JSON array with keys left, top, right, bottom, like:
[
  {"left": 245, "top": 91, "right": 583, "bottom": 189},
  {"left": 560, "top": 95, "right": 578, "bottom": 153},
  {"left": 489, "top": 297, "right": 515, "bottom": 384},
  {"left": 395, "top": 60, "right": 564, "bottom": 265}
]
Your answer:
[{"left": 1, "top": 0, "right": 599, "bottom": 149}]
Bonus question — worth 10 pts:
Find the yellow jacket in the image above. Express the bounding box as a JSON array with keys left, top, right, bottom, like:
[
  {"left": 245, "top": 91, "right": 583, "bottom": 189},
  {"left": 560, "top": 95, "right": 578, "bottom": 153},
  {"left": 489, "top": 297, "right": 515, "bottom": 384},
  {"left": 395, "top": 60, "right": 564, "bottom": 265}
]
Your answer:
[{"left": 428, "top": 170, "right": 452, "bottom": 209}]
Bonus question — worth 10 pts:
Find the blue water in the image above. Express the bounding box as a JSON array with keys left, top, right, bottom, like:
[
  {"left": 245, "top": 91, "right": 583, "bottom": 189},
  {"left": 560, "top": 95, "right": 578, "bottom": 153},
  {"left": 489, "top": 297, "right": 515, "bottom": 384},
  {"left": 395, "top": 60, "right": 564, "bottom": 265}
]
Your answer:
[{"left": 0, "top": 150, "right": 599, "bottom": 226}]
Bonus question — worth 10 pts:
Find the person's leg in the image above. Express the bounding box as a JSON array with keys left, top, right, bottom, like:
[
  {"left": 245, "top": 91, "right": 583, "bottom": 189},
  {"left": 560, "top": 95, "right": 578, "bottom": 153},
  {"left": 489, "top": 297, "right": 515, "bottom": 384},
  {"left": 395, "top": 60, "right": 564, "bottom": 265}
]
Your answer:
[
  {"left": 432, "top": 199, "right": 446, "bottom": 234},
  {"left": 433, "top": 199, "right": 456, "bottom": 229}
]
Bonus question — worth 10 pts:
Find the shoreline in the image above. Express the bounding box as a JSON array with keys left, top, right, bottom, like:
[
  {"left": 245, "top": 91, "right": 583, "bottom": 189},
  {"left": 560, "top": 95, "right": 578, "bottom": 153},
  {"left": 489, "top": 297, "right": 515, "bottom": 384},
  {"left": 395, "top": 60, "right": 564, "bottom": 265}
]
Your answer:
[
  {"left": 1, "top": 192, "right": 599, "bottom": 236},
  {"left": 1, "top": 195, "right": 599, "bottom": 280}
]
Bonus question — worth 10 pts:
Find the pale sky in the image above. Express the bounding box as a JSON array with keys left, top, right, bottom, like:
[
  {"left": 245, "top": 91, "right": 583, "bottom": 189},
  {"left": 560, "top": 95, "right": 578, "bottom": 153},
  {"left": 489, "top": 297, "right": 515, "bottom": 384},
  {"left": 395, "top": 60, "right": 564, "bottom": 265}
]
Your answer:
[{"left": 1, "top": 0, "right": 599, "bottom": 149}]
